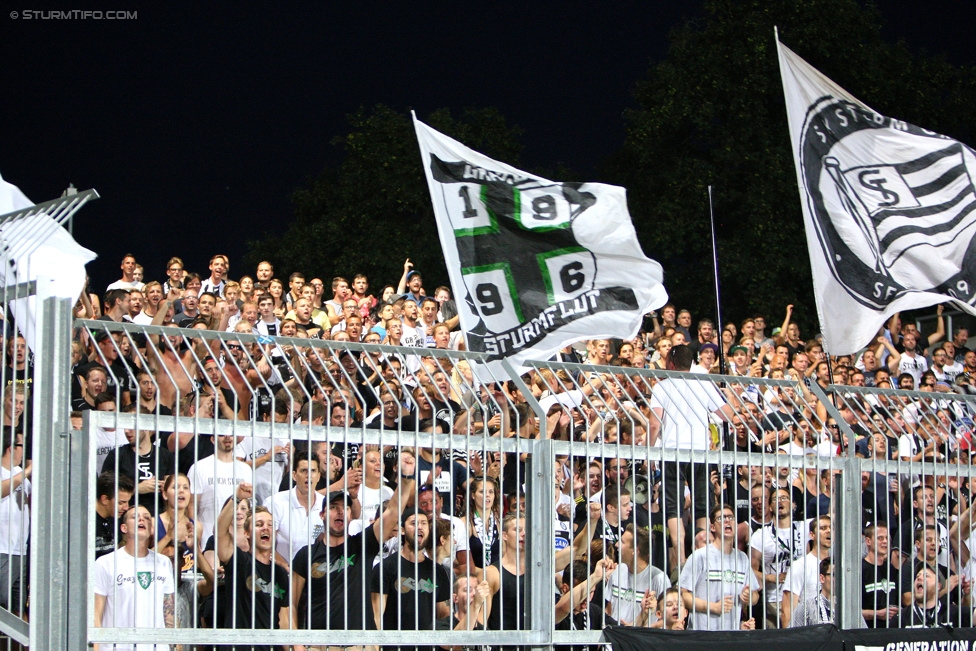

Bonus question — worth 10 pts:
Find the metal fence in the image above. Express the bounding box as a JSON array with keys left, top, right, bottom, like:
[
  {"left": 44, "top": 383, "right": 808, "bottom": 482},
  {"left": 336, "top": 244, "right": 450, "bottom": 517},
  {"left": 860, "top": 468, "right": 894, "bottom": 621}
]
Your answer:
[
  {"left": 7, "top": 312, "right": 976, "bottom": 649},
  {"left": 0, "top": 190, "right": 98, "bottom": 651}
]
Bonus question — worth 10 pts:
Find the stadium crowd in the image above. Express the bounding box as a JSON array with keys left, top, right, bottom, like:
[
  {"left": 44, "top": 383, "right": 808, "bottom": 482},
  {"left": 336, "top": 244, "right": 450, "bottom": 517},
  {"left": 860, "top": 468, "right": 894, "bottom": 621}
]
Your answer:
[{"left": 3, "top": 251, "right": 976, "bottom": 649}]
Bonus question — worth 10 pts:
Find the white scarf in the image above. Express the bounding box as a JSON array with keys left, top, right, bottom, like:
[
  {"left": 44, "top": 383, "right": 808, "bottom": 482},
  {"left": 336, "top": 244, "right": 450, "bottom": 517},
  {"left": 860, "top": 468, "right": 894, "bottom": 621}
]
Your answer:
[{"left": 472, "top": 510, "right": 496, "bottom": 566}]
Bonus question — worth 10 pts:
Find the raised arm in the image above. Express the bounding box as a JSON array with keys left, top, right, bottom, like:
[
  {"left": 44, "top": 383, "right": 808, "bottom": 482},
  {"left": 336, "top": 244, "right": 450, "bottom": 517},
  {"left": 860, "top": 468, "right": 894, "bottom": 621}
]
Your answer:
[
  {"left": 445, "top": 581, "right": 491, "bottom": 642},
  {"left": 195, "top": 539, "right": 215, "bottom": 597},
  {"left": 556, "top": 502, "right": 601, "bottom": 572},
  {"left": 775, "top": 305, "right": 793, "bottom": 346},
  {"left": 152, "top": 299, "right": 172, "bottom": 327},
  {"left": 951, "top": 505, "right": 973, "bottom": 567},
  {"left": 925, "top": 304, "right": 946, "bottom": 346},
  {"left": 648, "top": 312, "right": 663, "bottom": 340},
  {"left": 0, "top": 462, "right": 30, "bottom": 499},
  {"left": 145, "top": 300, "right": 173, "bottom": 348},
  {"left": 648, "top": 407, "right": 663, "bottom": 447},
  {"left": 372, "top": 453, "right": 416, "bottom": 542},
  {"left": 878, "top": 336, "right": 902, "bottom": 373},
  {"left": 717, "top": 387, "right": 739, "bottom": 421},
  {"left": 555, "top": 559, "right": 614, "bottom": 623},
  {"left": 214, "top": 303, "right": 232, "bottom": 332},
  {"left": 579, "top": 375, "right": 606, "bottom": 398},
  {"left": 214, "top": 390, "right": 239, "bottom": 421},
  {"left": 217, "top": 482, "right": 252, "bottom": 563},
  {"left": 397, "top": 259, "right": 413, "bottom": 295},
  {"left": 584, "top": 414, "right": 605, "bottom": 443},
  {"left": 77, "top": 285, "right": 94, "bottom": 319}
]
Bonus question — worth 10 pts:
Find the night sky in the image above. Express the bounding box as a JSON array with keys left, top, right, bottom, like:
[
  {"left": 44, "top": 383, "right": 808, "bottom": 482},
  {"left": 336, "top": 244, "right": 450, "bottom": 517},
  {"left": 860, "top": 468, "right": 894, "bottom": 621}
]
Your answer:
[{"left": 3, "top": 1, "right": 975, "bottom": 293}]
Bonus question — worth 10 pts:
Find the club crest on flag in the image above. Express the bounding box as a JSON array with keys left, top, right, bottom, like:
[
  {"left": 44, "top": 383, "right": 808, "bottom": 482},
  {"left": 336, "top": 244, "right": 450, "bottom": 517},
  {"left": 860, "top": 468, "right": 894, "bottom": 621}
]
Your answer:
[
  {"left": 800, "top": 97, "right": 976, "bottom": 311},
  {"left": 779, "top": 37, "right": 976, "bottom": 354}
]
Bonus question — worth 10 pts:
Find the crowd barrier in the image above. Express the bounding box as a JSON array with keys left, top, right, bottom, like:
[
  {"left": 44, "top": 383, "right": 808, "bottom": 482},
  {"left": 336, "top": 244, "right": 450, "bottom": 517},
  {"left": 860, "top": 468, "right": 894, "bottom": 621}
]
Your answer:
[
  {"left": 0, "top": 191, "right": 97, "bottom": 651},
  {"left": 4, "top": 313, "right": 976, "bottom": 649}
]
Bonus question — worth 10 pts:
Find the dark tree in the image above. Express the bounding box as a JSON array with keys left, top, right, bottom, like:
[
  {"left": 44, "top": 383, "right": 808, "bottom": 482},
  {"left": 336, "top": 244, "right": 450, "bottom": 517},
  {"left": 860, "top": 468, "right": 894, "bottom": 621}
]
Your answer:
[
  {"left": 610, "top": 0, "right": 976, "bottom": 334},
  {"left": 245, "top": 105, "right": 524, "bottom": 292}
]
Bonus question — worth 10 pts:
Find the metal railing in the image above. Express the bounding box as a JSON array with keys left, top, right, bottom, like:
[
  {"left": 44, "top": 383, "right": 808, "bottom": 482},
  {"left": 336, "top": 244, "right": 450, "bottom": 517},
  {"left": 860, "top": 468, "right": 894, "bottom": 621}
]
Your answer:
[
  {"left": 9, "top": 314, "right": 976, "bottom": 648},
  {"left": 75, "top": 319, "right": 553, "bottom": 649},
  {"left": 0, "top": 189, "right": 98, "bottom": 651}
]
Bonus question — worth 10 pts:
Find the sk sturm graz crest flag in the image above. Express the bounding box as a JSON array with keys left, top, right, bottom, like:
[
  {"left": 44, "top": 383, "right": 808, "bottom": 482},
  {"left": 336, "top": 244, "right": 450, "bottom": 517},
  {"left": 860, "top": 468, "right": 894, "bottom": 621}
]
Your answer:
[
  {"left": 778, "top": 40, "right": 976, "bottom": 355},
  {"left": 413, "top": 115, "right": 667, "bottom": 376}
]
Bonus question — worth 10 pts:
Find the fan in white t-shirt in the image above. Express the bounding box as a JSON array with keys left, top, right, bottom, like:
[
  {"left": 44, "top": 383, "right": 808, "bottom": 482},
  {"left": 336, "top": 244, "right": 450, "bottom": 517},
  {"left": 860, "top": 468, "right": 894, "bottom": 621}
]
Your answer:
[
  {"left": 187, "top": 434, "right": 254, "bottom": 539},
  {"left": 235, "top": 435, "right": 289, "bottom": 505},
  {"left": 352, "top": 449, "right": 394, "bottom": 529},
  {"left": 781, "top": 514, "right": 832, "bottom": 627},
  {"left": 399, "top": 301, "right": 427, "bottom": 348},
  {"left": 93, "top": 505, "right": 177, "bottom": 650},
  {"left": 0, "top": 432, "right": 31, "bottom": 614},
  {"left": 263, "top": 453, "right": 325, "bottom": 561},
  {"left": 750, "top": 487, "right": 811, "bottom": 627}
]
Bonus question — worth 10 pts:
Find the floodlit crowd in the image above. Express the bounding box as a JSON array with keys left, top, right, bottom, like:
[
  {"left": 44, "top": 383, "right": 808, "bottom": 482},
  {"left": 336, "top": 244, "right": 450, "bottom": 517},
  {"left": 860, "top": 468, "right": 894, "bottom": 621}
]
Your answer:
[{"left": 1, "top": 251, "right": 976, "bottom": 649}]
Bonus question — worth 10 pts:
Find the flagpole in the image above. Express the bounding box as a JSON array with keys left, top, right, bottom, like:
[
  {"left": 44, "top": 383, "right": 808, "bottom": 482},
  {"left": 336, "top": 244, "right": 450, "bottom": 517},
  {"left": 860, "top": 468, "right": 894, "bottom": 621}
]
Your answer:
[{"left": 708, "top": 185, "right": 726, "bottom": 373}]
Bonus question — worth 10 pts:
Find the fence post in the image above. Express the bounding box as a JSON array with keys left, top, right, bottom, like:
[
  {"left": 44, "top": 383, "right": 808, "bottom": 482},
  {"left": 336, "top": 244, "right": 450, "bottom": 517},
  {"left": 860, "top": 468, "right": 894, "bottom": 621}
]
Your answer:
[
  {"left": 525, "top": 437, "right": 554, "bottom": 649},
  {"left": 506, "top": 359, "right": 554, "bottom": 649},
  {"left": 833, "top": 456, "right": 863, "bottom": 629},
  {"left": 66, "top": 411, "right": 92, "bottom": 649},
  {"left": 27, "top": 291, "right": 75, "bottom": 649}
]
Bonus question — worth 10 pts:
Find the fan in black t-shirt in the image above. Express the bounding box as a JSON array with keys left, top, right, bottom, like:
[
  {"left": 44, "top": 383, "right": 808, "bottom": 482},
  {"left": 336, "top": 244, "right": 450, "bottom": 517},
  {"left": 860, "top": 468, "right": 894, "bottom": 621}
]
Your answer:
[
  {"left": 862, "top": 523, "right": 902, "bottom": 628},
  {"left": 94, "top": 472, "right": 135, "bottom": 559},
  {"left": 101, "top": 422, "right": 174, "bottom": 514},
  {"left": 291, "top": 457, "right": 417, "bottom": 633},
  {"left": 214, "top": 484, "right": 290, "bottom": 649},
  {"left": 133, "top": 368, "right": 173, "bottom": 418},
  {"left": 429, "top": 368, "right": 462, "bottom": 428},
  {"left": 371, "top": 511, "right": 452, "bottom": 651},
  {"left": 72, "top": 365, "right": 108, "bottom": 411},
  {"left": 555, "top": 558, "right": 618, "bottom": 650}
]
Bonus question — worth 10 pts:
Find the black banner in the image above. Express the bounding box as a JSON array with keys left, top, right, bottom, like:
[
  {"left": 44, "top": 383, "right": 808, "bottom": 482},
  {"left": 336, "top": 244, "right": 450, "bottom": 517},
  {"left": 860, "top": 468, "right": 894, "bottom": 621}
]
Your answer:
[
  {"left": 843, "top": 627, "right": 976, "bottom": 651},
  {"left": 604, "top": 625, "right": 976, "bottom": 651}
]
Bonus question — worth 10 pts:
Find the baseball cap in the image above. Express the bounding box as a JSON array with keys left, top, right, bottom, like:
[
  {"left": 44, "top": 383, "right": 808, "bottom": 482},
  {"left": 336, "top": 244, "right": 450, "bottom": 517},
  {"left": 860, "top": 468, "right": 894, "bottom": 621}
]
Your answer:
[
  {"left": 327, "top": 490, "right": 354, "bottom": 506},
  {"left": 406, "top": 270, "right": 421, "bottom": 281},
  {"left": 730, "top": 345, "right": 748, "bottom": 355}
]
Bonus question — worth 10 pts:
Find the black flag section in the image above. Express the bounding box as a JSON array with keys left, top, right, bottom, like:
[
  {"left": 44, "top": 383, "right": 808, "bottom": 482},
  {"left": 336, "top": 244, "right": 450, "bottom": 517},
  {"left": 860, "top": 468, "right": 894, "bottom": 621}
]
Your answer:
[
  {"left": 604, "top": 624, "right": 976, "bottom": 651},
  {"left": 429, "top": 153, "right": 597, "bottom": 324}
]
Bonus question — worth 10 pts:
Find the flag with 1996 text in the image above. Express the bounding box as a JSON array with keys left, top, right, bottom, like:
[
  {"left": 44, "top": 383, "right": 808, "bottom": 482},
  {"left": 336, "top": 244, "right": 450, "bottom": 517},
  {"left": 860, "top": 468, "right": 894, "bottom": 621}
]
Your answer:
[{"left": 413, "top": 115, "right": 667, "bottom": 377}]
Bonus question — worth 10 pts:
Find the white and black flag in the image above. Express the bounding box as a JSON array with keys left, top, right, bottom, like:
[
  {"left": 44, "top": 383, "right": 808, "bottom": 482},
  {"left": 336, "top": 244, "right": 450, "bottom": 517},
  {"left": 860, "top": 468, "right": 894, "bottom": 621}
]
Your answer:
[
  {"left": 413, "top": 115, "right": 667, "bottom": 377},
  {"left": 778, "top": 40, "right": 976, "bottom": 355}
]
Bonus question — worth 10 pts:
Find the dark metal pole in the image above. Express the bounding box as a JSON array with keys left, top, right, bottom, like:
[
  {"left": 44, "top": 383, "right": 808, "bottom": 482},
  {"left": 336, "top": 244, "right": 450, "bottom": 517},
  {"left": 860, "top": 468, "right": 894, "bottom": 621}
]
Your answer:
[{"left": 708, "top": 186, "right": 726, "bottom": 373}]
